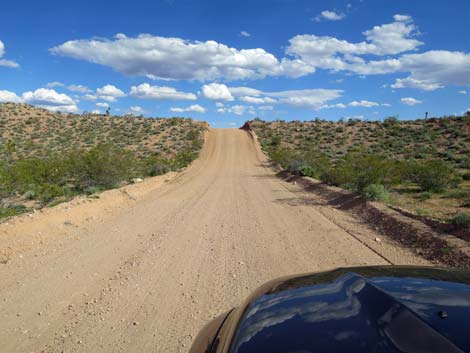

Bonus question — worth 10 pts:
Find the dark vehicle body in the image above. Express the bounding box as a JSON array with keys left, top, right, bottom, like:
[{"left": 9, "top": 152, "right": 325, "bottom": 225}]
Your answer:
[{"left": 189, "top": 266, "right": 470, "bottom": 353}]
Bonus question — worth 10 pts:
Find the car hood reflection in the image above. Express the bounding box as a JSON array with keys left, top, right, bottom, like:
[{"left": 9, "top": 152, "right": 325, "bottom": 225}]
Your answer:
[{"left": 229, "top": 272, "right": 467, "bottom": 353}]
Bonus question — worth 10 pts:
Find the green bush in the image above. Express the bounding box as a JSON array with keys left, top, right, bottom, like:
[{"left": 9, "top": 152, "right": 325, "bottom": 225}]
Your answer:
[
  {"left": 266, "top": 146, "right": 333, "bottom": 180},
  {"left": 363, "top": 184, "right": 391, "bottom": 203},
  {"left": 269, "top": 147, "right": 298, "bottom": 169},
  {"left": 84, "top": 186, "right": 103, "bottom": 195},
  {"left": 452, "top": 213, "right": 470, "bottom": 229},
  {"left": 174, "top": 149, "right": 198, "bottom": 168},
  {"left": 6, "top": 156, "right": 66, "bottom": 194},
  {"left": 417, "top": 191, "right": 433, "bottom": 201},
  {"left": 149, "top": 163, "right": 171, "bottom": 176},
  {"left": 0, "top": 205, "right": 29, "bottom": 219},
  {"left": 69, "top": 143, "right": 136, "bottom": 189},
  {"left": 443, "top": 189, "right": 470, "bottom": 199},
  {"left": 326, "top": 152, "right": 397, "bottom": 192},
  {"left": 411, "top": 160, "right": 455, "bottom": 192},
  {"left": 22, "top": 190, "right": 36, "bottom": 200},
  {"left": 37, "top": 183, "right": 65, "bottom": 203},
  {"left": 302, "top": 150, "right": 332, "bottom": 179},
  {"left": 0, "top": 141, "right": 199, "bottom": 210},
  {"left": 383, "top": 116, "right": 399, "bottom": 127}
]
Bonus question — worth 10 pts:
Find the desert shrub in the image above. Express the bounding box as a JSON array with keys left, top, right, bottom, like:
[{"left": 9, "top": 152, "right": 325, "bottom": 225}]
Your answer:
[
  {"left": 269, "top": 147, "right": 298, "bottom": 169},
  {"left": 1, "top": 156, "right": 66, "bottom": 196},
  {"left": 410, "top": 160, "right": 456, "bottom": 192},
  {"left": 0, "top": 142, "right": 190, "bottom": 206},
  {"left": 417, "top": 191, "right": 433, "bottom": 201},
  {"left": 270, "top": 136, "right": 281, "bottom": 147},
  {"left": 326, "top": 152, "right": 398, "bottom": 192},
  {"left": 22, "top": 189, "right": 36, "bottom": 200},
  {"left": 83, "top": 186, "right": 103, "bottom": 195},
  {"left": 363, "top": 184, "right": 391, "bottom": 203},
  {"left": 443, "top": 189, "right": 470, "bottom": 199},
  {"left": 383, "top": 116, "right": 399, "bottom": 127},
  {"left": 302, "top": 151, "right": 332, "bottom": 179},
  {"left": 0, "top": 205, "right": 29, "bottom": 219},
  {"left": 136, "top": 154, "right": 172, "bottom": 177},
  {"left": 452, "top": 213, "right": 470, "bottom": 229},
  {"left": 174, "top": 149, "right": 198, "bottom": 168},
  {"left": 69, "top": 144, "right": 136, "bottom": 189},
  {"left": 149, "top": 162, "right": 171, "bottom": 176},
  {"left": 285, "top": 156, "right": 306, "bottom": 174},
  {"left": 36, "top": 183, "right": 65, "bottom": 203}
]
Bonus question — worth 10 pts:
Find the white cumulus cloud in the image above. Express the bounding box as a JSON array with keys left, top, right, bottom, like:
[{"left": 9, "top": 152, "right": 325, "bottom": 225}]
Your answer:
[
  {"left": 0, "top": 40, "right": 19, "bottom": 68},
  {"left": 201, "top": 83, "right": 234, "bottom": 101},
  {"left": 217, "top": 105, "right": 256, "bottom": 116},
  {"left": 393, "top": 14, "right": 412, "bottom": 22},
  {"left": 239, "top": 96, "right": 276, "bottom": 104},
  {"left": 322, "top": 103, "right": 347, "bottom": 109},
  {"left": 390, "top": 77, "right": 443, "bottom": 91},
  {"left": 259, "top": 105, "right": 274, "bottom": 111},
  {"left": 47, "top": 16, "right": 470, "bottom": 91},
  {"left": 96, "top": 84, "right": 126, "bottom": 102},
  {"left": 50, "top": 34, "right": 310, "bottom": 81},
  {"left": 0, "top": 90, "right": 22, "bottom": 103},
  {"left": 220, "top": 85, "right": 343, "bottom": 110},
  {"left": 315, "top": 10, "right": 345, "bottom": 22},
  {"left": 83, "top": 94, "right": 97, "bottom": 101},
  {"left": 401, "top": 97, "right": 422, "bottom": 106},
  {"left": 263, "top": 88, "right": 343, "bottom": 110},
  {"left": 46, "top": 81, "right": 64, "bottom": 88},
  {"left": 288, "top": 16, "right": 422, "bottom": 66},
  {"left": 286, "top": 16, "right": 470, "bottom": 89},
  {"left": 129, "top": 106, "right": 144, "bottom": 114},
  {"left": 228, "top": 86, "right": 263, "bottom": 97},
  {"left": 170, "top": 104, "right": 206, "bottom": 113},
  {"left": 22, "top": 88, "right": 78, "bottom": 113},
  {"left": 348, "top": 100, "right": 379, "bottom": 108},
  {"left": 68, "top": 84, "right": 91, "bottom": 93},
  {"left": 130, "top": 83, "right": 196, "bottom": 100}
]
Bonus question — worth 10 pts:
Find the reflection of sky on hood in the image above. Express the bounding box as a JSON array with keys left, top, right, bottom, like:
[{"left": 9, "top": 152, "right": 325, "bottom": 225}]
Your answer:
[
  {"left": 245, "top": 274, "right": 351, "bottom": 320},
  {"left": 231, "top": 273, "right": 366, "bottom": 351},
  {"left": 371, "top": 277, "right": 470, "bottom": 308},
  {"left": 369, "top": 276, "right": 470, "bottom": 350},
  {"left": 229, "top": 273, "right": 470, "bottom": 353}
]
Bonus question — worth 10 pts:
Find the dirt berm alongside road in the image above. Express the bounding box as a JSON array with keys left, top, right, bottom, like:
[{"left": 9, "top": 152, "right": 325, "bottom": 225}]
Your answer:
[{"left": 0, "top": 129, "right": 428, "bottom": 353}]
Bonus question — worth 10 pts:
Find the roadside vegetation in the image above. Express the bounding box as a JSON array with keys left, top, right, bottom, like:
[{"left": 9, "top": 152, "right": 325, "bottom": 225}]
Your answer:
[
  {"left": 251, "top": 114, "right": 470, "bottom": 229},
  {"left": 0, "top": 103, "right": 206, "bottom": 219}
]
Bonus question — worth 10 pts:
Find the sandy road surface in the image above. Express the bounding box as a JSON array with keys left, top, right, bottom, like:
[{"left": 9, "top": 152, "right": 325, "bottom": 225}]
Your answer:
[{"left": 0, "top": 129, "right": 428, "bottom": 353}]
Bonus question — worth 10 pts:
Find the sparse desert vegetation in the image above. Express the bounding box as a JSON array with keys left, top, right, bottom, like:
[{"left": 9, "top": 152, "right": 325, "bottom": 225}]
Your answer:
[
  {"left": 0, "top": 103, "right": 207, "bottom": 219},
  {"left": 251, "top": 114, "right": 470, "bottom": 228}
]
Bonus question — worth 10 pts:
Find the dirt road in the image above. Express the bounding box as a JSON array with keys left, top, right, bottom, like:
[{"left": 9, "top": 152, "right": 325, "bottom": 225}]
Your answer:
[{"left": 0, "top": 129, "right": 428, "bottom": 353}]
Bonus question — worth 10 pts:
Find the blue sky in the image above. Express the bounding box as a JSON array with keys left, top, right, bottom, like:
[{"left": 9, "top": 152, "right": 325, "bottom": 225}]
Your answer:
[{"left": 1, "top": 0, "right": 470, "bottom": 127}]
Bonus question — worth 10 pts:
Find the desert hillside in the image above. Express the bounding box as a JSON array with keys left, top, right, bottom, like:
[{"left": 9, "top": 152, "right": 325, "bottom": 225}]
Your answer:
[
  {"left": 251, "top": 115, "right": 470, "bottom": 225},
  {"left": 0, "top": 103, "right": 207, "bottom": 218},
  {"left": 251, "top": 115, "right": 470, "bottom": 165},
  {"left": 0, "top": 102, "right": 207, "bottom": 160}
]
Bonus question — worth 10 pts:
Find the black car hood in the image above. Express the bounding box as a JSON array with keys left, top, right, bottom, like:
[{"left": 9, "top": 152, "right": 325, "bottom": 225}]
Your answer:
[{"left": 227, "top": 267, "right": 470, "bottom": 353}]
